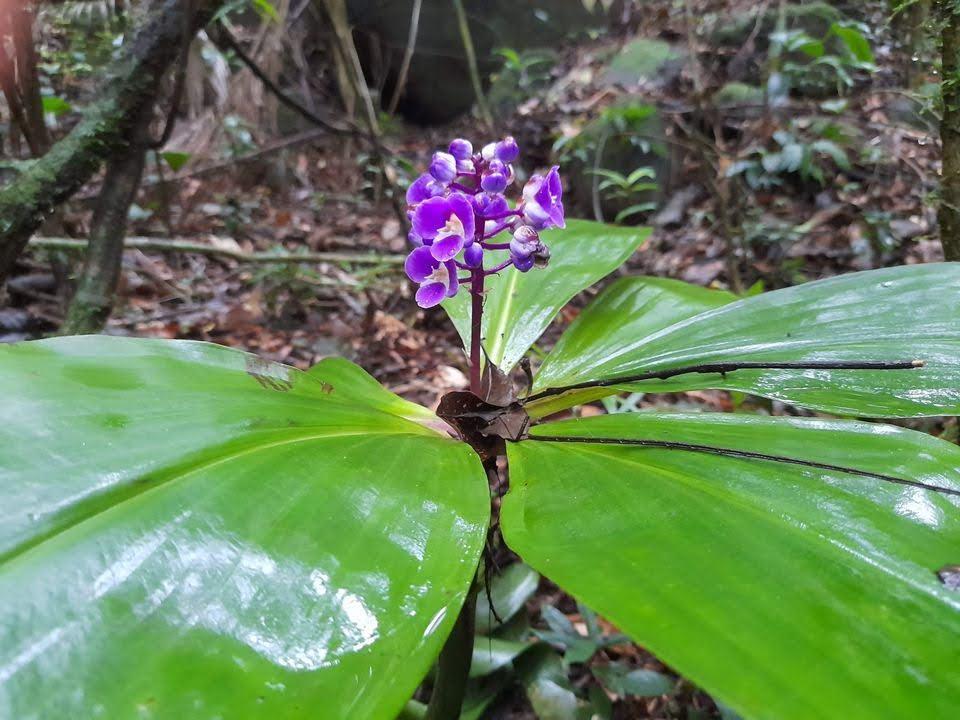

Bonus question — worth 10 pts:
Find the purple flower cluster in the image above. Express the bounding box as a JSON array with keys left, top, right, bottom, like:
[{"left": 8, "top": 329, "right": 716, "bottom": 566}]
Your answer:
[{"left": 404, "top": 137, "right": 565, "bottom": 308}]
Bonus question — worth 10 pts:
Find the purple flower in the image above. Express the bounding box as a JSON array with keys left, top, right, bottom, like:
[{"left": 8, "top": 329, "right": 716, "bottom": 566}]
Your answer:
[
  {"left": 405, "top": 246, "right": 459, "bottom": 308},
  {"left": 406, "top": 174, "right": 444, "bottom": 204},
  {"left": 402, "top": 136, "right": 564, "bottom": 307},
  {"left": 522, "top": 166, "right": 565, "bottom": 230},
  {"left": 413, "top": 193, "right": 476, "bottom": 261},
  {"left": 495, "top": 136, "right": 519, "bottom": 163},
  {"left": 448, "top": 138, "right": 473, "bottom": 161},
  {"left": 481, "top": 160, "right": 508, "bottom": 193},
  {"left": 429, "top": 152, "right": 458, "bottom": 184}
]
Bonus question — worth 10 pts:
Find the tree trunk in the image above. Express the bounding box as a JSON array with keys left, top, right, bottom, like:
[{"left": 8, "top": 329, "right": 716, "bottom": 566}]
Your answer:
[
  {"left": 0, "top": 39, "right": 36, "bottom": 156},
  {"left": 940, "top": 2, "right": 960, "bottom": 260},
  {"left": 61, "top": 108, "right": 152, "bottom": 335},
  {"left": 11, "top": 3, "right": 51, "bottom": 155},
  {"left": 0, "top": 0, "right": 223, "bottom": 286},
  {"left": 893, "top": 0, "right": 931, "bottom": 86}
]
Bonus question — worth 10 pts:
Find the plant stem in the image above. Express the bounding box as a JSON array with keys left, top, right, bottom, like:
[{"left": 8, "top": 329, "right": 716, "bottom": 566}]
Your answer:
[
  {"left": 451, "top": 0, "right": 494, "bottom": 131},
  {"left": 470, "top": 270, "right": 484, "bottom": 393},
  {"left": 386, "top": 0, "right": 422, "bottom": 115},
  {"left": 482, "top": 259, "right": 514, "bottom": 275},
  {"left": 424, "top": 591, "right": 476, "bottom": 720}
]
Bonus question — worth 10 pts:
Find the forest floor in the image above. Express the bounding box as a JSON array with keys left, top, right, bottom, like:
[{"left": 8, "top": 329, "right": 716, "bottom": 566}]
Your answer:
[{"left": 1, "top": 0, "right": 950, "bottom": 717}]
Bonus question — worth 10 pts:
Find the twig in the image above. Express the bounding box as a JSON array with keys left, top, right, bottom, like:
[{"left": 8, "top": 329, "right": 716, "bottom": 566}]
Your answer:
[
  {"left": 387, "top": 0, "right": 422, "bottom": 115},
  {"left": 210, "top": 22, "right": 368, "bottom": 140},
  {"left": 148, "top": 0, "right": 194, "bottom": 150},
  {"left": 29, "top": 236, "right": 404, "bottom": 265},
  {"left": 318, "top": 1, "right": 408, "bottom": 228},
  {"left": 451, "top": 0, "right": 493, "bottom": 130},
  {"left": 524, "top": 360, "right": 925, "bottom": 403},
  {"left": 525, "top": 435, "right": 960, "bottom": 497}
]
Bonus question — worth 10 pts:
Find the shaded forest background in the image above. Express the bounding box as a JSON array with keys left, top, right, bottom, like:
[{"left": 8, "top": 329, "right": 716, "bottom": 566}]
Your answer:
[{"left": 0, "top": 0, "right": 955, "bottom": 717}]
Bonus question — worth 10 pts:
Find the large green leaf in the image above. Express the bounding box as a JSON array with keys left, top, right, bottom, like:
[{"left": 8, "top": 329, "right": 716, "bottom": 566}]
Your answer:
[
  {"left": 502, "top": 413, "right": 960, "bottom": 720},
  {"left": 443, "top": 220, "right": 649, "bottom": 372},
  {"left": 528, "top": 276, "right": 736, "bottom": 417},
  {"left": 528, "top": 264, "right": 960, "bottom": 417},
  {"left": 0, "top": 336, "right": 489, "bottom": 719}
]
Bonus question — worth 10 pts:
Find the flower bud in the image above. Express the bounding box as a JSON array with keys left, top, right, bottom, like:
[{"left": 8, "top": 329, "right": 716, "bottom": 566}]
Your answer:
[
  {"left": 406, "top": 174, "right": 444, "bottom": 204},
  {"left": 513, "top": 224, "right": 539, "bottom": 244},
  {"left": 495, "top": 136, "right": 519, "bottom": 163},
  {"left": 481, "top": 160, "right": 508, "bottom": 193},
  {"left": 429, "top": 152, "right": 457, "bottom": 184},
  {"left": 514, "top": 254, "right": 535, "bottom": 272},
  {"left": 481, "top": 142, "right": 497, "bottom": 161},
  {"left": 448, "top": 138, "right": 473, "bottom": 161},
  {"left": 463, "top": 243, "right": 484, "bottom": 268},
  {"left": 509, "top": 225, "right": 539, "bottom": 259}
]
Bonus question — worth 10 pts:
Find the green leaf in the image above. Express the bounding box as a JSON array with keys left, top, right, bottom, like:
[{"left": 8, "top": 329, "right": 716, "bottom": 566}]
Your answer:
[
  {"left": 502, "top": 412, "right": 960, "bottom": 720},
  {"left": 443, "top": 220, "right": 648, "bottom": 371},
  {"left": 160, "top": 151, "right": 192, "bottom": 172},
  {"left": 530, "top": 276, "right": 735, "bottom": 417},
  {"left": 529, "top": 264, "right": 960, "bottom": 418},
  {"left": 0, "top": 336, "right": 489, "bottom": 718},
  {"left": 810, "top": 139, "right": 851, "bottom": 169},
  {"left": 514, "top": 645, "right": 580, "bottom": 720},
  {"left": 475, "top": 562, "right": 540, "bottom": 634},
  {"left": 614, "top": 203, "right": 657, "bottom": 224},
  {"left": 830, "top": 23, "right": 874, "bottom": 64},
  {"left": 541, "top": 604, "right": 577, "bottom": 635},
  {"left": 625, "top": 166, "right": 657, "bottom": 185},
  {"left": 470, "top": 637, "right": 532, "bottom": 677},
  {"left": 591, "top": 663, "right": 674, "bottom": 698},
  {"left": 41, "top": 96, "right": 72, "bottom": 117},
  {"left": 251, "top": 0, "right": 280, "bottom": 22}
]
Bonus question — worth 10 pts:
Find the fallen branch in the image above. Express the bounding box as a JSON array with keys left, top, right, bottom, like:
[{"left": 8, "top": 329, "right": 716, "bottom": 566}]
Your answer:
[{"left": 29, "top": 236, "right": 405, "bottom": 265}]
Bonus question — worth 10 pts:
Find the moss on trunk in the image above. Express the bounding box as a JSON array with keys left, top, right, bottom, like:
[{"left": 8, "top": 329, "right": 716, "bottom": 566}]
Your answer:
[{"left": 0, "top": 0, "right": 223, "bottom": 285}]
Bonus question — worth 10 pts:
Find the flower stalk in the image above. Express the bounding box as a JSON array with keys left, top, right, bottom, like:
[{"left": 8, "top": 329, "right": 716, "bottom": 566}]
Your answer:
[
  {"left": 470, "top": 271, "right": 484, "bottom": 393},
  {"left": 405, "top": 138, "right": 564, "bottom": 717}
]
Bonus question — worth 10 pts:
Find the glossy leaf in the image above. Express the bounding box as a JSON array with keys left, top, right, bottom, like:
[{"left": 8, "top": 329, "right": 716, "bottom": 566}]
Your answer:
[
  {"left": 0, "top": 336, "right": 489, "bottom": 719},
  {"left": 470, "top": 638, "right": 531, "bottom": 677},
  {"left": 591, "top": 663, "right": 674, "bottom": 698},
  {"left": 514, "top": 645, "right": 580, "bottom": 720},
  {"left": 529, "top": 264, "right": 960, "bottom": 417},
  {"left": 475, "top": 562, "right": 540, "bottom": 634},
  {"left": 443, "top": 220, "right": 648, "bottom": 371},
  {"left": 530, "top": 276, "right": 736, "bottom": 417},
  {"left": 502, "top": 412, "right": 960, "bottom": 720}
]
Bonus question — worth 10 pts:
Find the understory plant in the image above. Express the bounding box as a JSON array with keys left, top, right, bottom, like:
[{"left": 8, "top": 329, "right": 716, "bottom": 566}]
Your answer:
[{"left": 1, "top": 138, "right": 960, "bottom": 720}]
